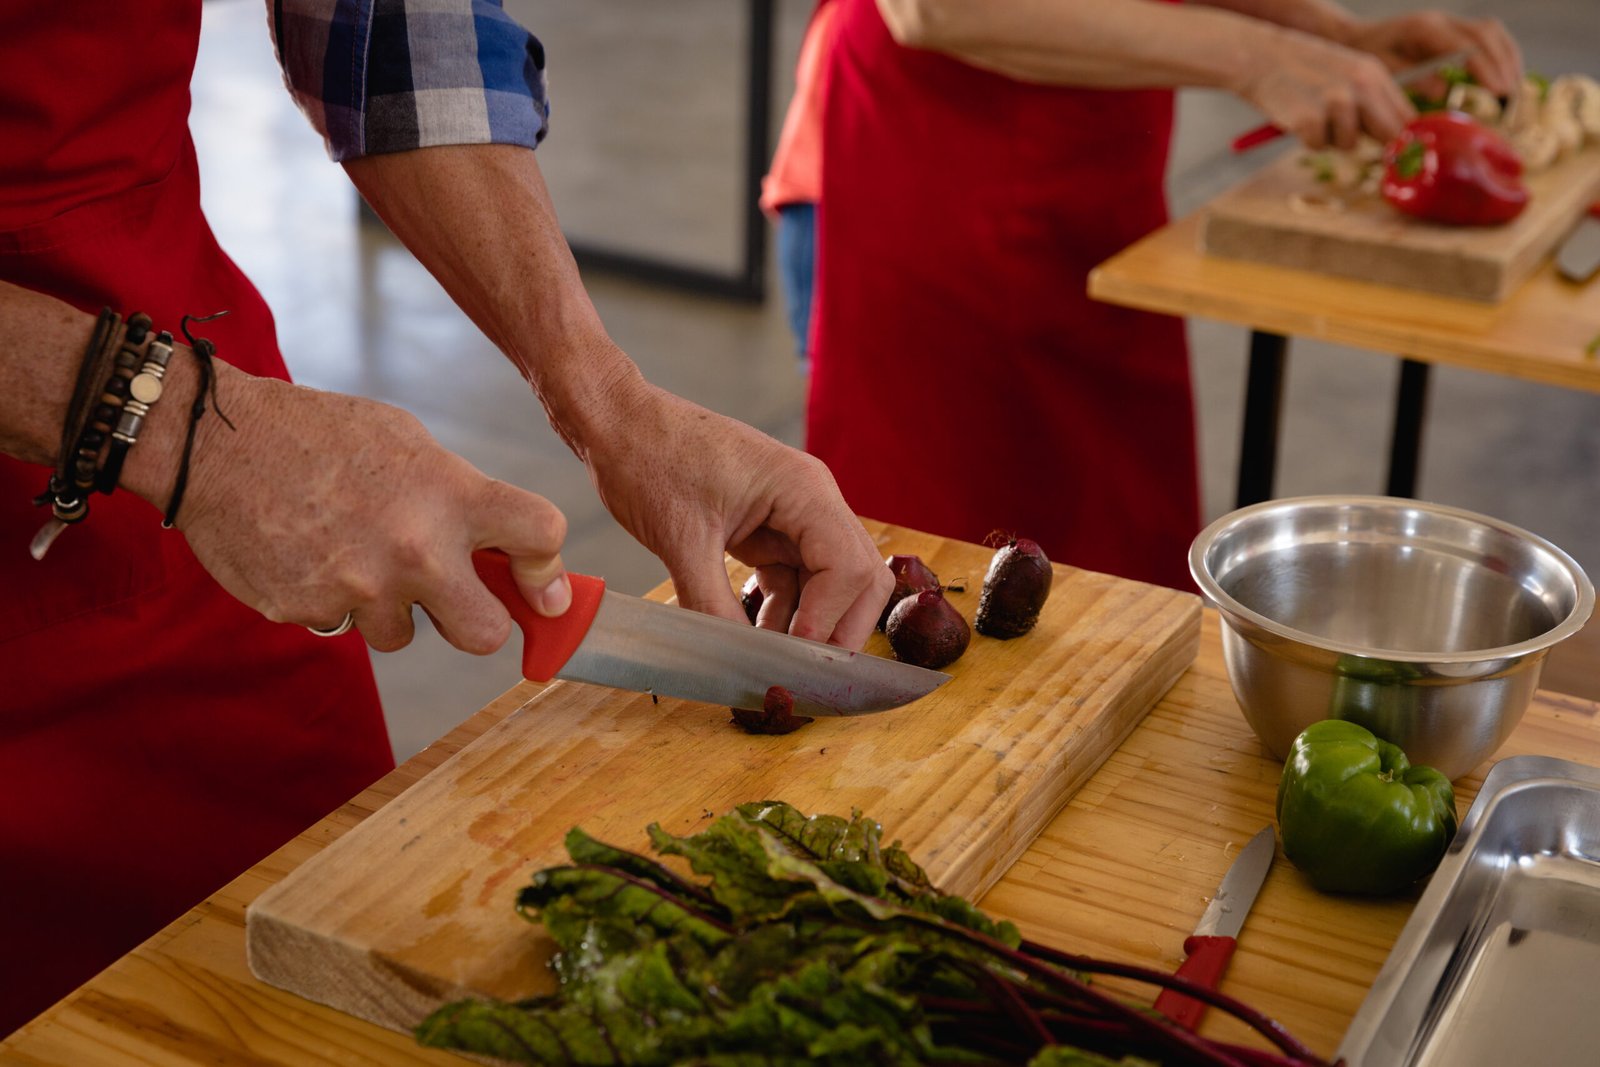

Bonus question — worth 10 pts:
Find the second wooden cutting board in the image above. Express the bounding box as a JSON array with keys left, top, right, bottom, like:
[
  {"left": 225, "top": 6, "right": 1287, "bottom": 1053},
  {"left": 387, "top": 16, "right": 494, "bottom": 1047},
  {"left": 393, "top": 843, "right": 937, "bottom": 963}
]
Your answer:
[
  {"left": 245, "top": 521, "right": 1201, "bottom": 1033},
  {"left": 1201, "top": 145, "right": 1600, "bottom": 302}
]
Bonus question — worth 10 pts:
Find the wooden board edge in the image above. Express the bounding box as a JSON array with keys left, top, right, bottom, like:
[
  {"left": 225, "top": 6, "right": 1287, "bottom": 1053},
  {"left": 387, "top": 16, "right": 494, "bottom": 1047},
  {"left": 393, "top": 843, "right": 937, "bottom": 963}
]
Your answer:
[
  {"left": 244, "top": 682, "right": 566, "bottom": 922},
  {"left": 245, "top": 907, "right": 473, "bottom": 1035},
  {"left": 947, "top": 591, "right": 1204, "bottom": 902},
  {"left": 1199, "top": 212, "right": 1505, "bottom": 302}
]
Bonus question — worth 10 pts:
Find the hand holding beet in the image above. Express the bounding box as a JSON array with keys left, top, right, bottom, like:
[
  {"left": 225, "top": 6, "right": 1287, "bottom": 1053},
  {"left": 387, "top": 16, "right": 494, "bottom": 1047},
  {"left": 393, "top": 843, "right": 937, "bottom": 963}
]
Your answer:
[{"left": 731, "top": 537, "right": 1050, "bottom": 734}]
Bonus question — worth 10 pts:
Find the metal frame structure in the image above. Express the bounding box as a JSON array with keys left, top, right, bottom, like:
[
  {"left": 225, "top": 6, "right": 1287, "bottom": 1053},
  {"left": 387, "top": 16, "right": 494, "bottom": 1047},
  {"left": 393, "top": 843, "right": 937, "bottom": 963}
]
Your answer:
[{"left": 567, "top": 0, "right": 775, "bottom": 303}]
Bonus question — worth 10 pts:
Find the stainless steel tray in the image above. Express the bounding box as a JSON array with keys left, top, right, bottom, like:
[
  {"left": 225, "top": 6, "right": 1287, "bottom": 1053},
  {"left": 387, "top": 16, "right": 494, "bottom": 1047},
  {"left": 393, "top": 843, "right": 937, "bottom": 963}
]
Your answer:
[{"left": 1338, "top": 755, "right": 1600, "bottom": 1066}]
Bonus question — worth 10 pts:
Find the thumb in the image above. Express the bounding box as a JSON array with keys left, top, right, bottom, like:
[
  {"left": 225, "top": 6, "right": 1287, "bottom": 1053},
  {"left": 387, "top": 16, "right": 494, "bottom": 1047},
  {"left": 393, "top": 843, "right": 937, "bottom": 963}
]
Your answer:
[{"left": 473, "top": 479, "right": 571, "bottom": 617}]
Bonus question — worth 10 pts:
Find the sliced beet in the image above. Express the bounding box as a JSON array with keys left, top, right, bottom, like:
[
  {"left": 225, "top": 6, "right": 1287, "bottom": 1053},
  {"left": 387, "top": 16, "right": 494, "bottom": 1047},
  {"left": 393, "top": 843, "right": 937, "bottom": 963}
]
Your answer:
[
  {"left": 885, "top": 588, "right": 970, "bottom": 670},
  {"left": 731, "top": 684, "right": 813, "bottom": 735},
  {"left": 877, "top": 554, "right": 941, "bottom": 631},
  {"left": 975, "top": 538, "right": 1052, "bottom": 639}
]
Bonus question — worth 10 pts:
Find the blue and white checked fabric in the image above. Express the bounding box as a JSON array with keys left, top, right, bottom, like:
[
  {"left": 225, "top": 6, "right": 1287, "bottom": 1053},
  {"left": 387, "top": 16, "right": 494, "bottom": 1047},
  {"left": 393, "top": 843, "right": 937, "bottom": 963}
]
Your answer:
[{"left": 271, "top": 0, "right": 549, "bottom": 161}]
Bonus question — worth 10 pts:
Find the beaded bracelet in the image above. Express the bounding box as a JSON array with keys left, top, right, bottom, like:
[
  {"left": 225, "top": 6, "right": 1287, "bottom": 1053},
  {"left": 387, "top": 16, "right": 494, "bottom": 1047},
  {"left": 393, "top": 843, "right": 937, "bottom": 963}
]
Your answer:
[
  {"left": 31, "top": 308, "right": 236, "bottom": 557},
  {"left": 95, "top": 327, "right": 175, "bottom": 495}
]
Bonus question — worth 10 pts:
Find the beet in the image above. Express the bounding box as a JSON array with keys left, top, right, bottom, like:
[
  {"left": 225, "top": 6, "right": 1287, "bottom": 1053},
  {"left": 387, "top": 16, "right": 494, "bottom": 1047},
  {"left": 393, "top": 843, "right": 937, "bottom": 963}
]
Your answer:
[
  {"left": 885, "top": 588, "right": 970, "bottom": 669},
  {"left": 731, "top": 685, "right": 813, "bottom": 735},
  {"left": 740, "top": 574, "right": 764, "bottom": 625},
  {"left": 975, "top": 538, "right": 1052, "bottom": 638},
  {"left": 877, "top": 554, "right": 942, "bottom": 631}
]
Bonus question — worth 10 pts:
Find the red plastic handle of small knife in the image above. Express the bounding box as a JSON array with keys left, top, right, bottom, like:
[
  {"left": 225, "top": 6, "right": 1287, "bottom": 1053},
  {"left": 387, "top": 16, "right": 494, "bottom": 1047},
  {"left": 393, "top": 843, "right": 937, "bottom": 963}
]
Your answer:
[
  {"left": 1152, "top": 935, "right": 1238, "bottom": 1031},
  {"left": 471, "top": 549, "right": 606, "bottom": 682},
  {"left": 1231, "top": 123, "right": 1283, "bottom": 154}
]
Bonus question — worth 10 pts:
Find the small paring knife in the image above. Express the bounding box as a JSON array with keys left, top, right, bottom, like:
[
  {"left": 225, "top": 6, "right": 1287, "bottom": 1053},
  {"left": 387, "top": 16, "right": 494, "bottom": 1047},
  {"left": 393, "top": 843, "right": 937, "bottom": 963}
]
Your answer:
[
  {"left": 1153, "top": 825, "right": 1277, "bottom": 1030},
  {"left": 471, "top": 549, "right": 950, "bottom": 716},
  {"left": 1230, "top": 49, "right": 1476, "bottom": 154},
  {"left": 1556, "top": 202, "right": 1600, "bottom": 284}
]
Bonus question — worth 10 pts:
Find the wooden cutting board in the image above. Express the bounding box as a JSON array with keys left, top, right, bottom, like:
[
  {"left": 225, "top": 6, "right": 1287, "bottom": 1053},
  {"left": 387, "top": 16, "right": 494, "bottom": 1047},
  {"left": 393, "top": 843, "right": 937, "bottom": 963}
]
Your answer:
[
  {"left": 1201, "top": 144, "right": 1600, "bottom": 302},
  {"left": 244, "top": 521, "right": 1200, "bottom": 1034}
]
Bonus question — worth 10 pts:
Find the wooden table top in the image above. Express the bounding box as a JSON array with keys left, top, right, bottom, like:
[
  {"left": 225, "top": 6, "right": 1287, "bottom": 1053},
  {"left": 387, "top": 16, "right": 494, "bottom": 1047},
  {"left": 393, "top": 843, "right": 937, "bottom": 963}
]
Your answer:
[
  {"left": 1089, "top": 214, "right": 1600, "bottom": 393},
  {"left": 7, "top": 611, "right": 1599, "bottom": 1066}
]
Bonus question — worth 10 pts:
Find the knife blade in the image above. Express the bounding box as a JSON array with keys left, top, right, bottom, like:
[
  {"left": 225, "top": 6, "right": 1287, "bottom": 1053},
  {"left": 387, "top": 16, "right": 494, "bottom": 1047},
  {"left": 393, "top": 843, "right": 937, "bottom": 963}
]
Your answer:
[
  {"left": 1556, "top": 203, "right": 1600, "bottom": 284},
  {"left": 1152, "top": 825, "right": 1276, "bottom": 1030},
  {"left": 1230, "top": 49, "right": 1475, "bottom": 154},
  {"left": 471, "top": 549, "right": 949, "bottom": 716}
]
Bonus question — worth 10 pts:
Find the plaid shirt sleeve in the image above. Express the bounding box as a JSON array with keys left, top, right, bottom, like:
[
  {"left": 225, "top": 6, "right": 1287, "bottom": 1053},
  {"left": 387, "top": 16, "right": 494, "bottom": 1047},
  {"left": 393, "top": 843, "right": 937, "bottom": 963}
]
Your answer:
[{"left": 270, "top": 0, "right": 550, "bottom": 162}]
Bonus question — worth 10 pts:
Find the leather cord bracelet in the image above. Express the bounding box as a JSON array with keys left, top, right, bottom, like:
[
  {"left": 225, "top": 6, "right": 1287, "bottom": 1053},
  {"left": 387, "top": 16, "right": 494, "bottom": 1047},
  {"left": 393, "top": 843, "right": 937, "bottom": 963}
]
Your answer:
[
  {"left": 31, "top": 310, "right": 131, "bottom": 559},
  {"left": 32, "top": 307, "right": 237, "bottom": 555},
  {"left": 162, "top": 311, "right": 235, "bottom": 530}
]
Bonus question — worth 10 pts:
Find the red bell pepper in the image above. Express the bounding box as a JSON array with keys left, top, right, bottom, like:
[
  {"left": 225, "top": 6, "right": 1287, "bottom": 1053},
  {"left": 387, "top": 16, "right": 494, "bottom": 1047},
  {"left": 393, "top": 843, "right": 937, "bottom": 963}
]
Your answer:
[{"left": 1380, "top": 111, "right": 1529, "bottom": 226}]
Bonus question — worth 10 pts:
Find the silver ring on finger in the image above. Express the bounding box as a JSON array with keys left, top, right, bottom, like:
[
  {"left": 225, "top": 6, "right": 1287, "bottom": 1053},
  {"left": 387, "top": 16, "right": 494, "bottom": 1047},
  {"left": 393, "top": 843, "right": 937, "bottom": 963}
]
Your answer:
[{"left": 306, "top": 611, "right": 356, "bottom": 638}]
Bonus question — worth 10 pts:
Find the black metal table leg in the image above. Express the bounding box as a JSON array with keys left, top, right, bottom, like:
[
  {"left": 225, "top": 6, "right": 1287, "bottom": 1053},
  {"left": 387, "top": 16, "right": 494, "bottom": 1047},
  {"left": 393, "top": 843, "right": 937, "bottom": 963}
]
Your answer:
[
  {"left": 1235, "top": 330, "right": 1290, "bottom": 508},
  {"left": 1386, "top": 359, "right": 1431, "bottom": 498}
]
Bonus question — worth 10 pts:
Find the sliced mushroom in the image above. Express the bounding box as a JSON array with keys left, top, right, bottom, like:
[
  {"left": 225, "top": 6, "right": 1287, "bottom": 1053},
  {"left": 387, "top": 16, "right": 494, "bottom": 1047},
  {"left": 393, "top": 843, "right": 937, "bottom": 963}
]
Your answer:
[
  {"left": 1551, "top": 74, "right": 1600, "bottom": 140},
  {"left": 1512, "top": 124, "right": 1562, "bottom": 172},
  {"left": 1503, "top": 77, "right": 1545, "bottom": 132},
  {"left": 1446, "top": 83, "right": 1502, "bottom": 125}
]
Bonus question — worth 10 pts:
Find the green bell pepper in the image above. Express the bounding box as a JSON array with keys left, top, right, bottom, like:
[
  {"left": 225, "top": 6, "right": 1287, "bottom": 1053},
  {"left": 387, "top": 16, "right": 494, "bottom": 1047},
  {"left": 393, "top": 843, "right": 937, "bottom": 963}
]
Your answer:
[{"left": 1276, "top": 720, "right": 1458, "bottom": 896}]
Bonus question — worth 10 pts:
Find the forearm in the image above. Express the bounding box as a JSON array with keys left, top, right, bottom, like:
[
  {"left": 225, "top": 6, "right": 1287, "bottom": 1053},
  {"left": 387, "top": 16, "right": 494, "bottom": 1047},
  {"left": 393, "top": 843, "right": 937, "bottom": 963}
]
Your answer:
[
  {"left": 0, "top": 280, "right": 219, "bottom": 512},
  {"left": 1188, "top": 0, "right": 1357, "bottom": 41},
  {"left": 875, "top": 0, "right": 1285, "bottom": 89},
  {"left": 342, "top": 145, "right": 640, "bottom": 461},
  {"left": 0, "top": 283, "right": 92, "bottom": 468}
]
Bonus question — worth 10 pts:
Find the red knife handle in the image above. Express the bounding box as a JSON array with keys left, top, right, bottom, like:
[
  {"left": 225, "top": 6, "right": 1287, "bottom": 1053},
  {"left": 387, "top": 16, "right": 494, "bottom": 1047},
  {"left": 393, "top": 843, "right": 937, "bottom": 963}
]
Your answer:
[
  {"left": 1153, "top": 935, "right": 1238, "bottom": 1031},
  {"left": 1231, "top": 123, "right": 1283, "bottom": 154},
  {"left": 471, "top": 549, "right": 606, "bottom": 682}
]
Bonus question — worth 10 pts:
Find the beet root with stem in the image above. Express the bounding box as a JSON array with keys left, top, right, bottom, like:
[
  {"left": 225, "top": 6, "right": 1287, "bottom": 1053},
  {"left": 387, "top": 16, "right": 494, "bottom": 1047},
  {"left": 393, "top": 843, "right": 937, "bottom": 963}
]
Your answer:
[
  {"left": 877, "top": 554, "right": 942, "bottom": 631},
  {"left": 886, "top": 588, "right": 970, "bottom": 670},
  {"left": 975, "top": 538, "right": 1052, "bottom": 639}
]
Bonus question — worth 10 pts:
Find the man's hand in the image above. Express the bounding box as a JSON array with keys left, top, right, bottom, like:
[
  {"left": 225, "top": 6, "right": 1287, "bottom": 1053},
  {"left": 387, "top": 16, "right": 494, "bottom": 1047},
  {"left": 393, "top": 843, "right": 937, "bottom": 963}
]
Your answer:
[
  {"left": 578, "top": 374, "right": 892, "bottom": 651},
  {"left": 1337, "top": 12, "right": 1522, "bottom": 97},
  {"left": 163, "top": 366, "right": 570, "bottom": 653}
]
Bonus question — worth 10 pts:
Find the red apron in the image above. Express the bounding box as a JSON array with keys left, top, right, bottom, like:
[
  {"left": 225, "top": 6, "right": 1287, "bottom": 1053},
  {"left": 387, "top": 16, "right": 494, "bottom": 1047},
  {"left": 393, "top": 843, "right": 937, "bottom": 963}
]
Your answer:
[
  {"left": 0, "top": 3, "right": 393, "bottom": 1033},
  {"left": 807, "top": 0, "right": 1201, "bottom": 591}
]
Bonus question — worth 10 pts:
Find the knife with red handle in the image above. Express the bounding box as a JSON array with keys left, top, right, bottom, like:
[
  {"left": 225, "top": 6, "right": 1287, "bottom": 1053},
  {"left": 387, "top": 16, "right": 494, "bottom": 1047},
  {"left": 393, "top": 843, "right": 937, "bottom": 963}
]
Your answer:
[
  {"left": 469, "top": 549, "right": 949, "bottom": 715},
  {"left": 1229, "top": 49, "right": 1473, "bottom": 154},
  {"left": 1153, "top": 825, "right": 1276, "bottom": 1030}
]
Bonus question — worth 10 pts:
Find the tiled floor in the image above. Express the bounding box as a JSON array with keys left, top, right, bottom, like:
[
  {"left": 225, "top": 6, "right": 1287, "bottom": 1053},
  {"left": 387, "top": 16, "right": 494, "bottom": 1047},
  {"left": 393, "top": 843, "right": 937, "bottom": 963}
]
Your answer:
[{"left": 192, "top": 0, "right": 1600, "bottom": 762}]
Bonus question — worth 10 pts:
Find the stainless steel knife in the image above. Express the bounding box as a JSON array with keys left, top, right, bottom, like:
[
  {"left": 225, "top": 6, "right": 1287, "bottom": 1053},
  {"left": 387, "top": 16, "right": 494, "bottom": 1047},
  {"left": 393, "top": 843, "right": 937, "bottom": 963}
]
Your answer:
[
  {"left": 1231, "top": 49, "right": 1475, "bottom": 153},
  {"left": 472, "top": 549, "right": 949, "bottom": 715},
  {"left": 1557, "top": 203, "right": 1600, "bottom": 284},
  {"left": 1153, "top": 825, "right": 1276, "bottom": 1030}
]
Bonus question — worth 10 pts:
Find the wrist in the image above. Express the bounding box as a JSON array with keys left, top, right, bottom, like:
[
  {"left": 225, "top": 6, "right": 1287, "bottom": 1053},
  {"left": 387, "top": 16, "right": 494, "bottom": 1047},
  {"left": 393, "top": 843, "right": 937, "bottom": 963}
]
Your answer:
[
  {"left": 1223, "top": 21, "right": 1291, "bottom": 95},
  {"left": 1312, "top": 3, "right": 1362, "bottom": 46},
  {"left": 520, "top": 333, "right": 648, "bottom": 462},
  {"left": 118, "top": 350, "right": 248, "bottom": 524}
]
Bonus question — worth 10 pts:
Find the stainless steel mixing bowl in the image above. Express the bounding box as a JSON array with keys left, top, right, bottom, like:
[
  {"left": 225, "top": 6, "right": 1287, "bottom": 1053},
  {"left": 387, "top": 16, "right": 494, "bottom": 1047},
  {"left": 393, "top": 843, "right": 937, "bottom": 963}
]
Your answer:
[{"left": 1190, "top": 496, "right": 1593, "bottom": 780}]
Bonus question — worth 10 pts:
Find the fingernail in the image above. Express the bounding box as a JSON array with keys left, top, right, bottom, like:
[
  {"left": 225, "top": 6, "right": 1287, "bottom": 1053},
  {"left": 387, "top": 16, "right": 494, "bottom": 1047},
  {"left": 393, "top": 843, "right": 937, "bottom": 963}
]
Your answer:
[{"left": 531, "top": 573, "right": 572, "bottom": 617}]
